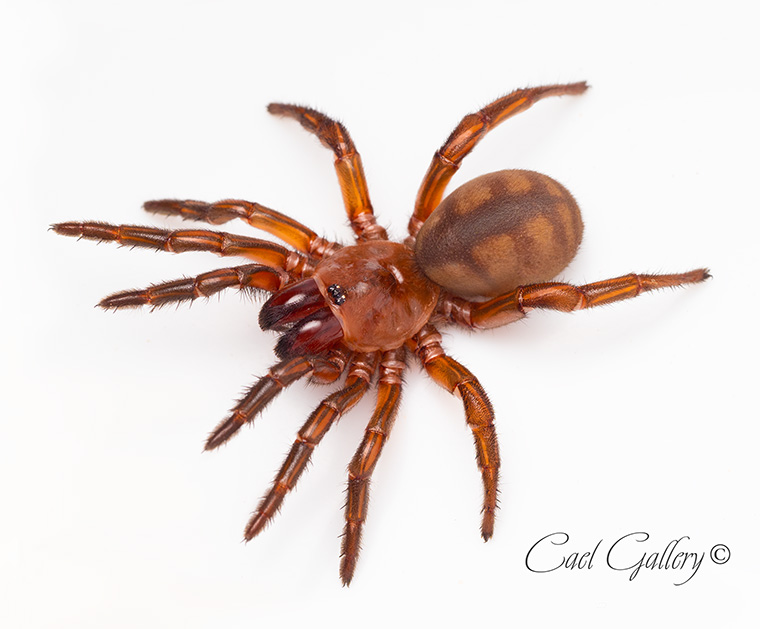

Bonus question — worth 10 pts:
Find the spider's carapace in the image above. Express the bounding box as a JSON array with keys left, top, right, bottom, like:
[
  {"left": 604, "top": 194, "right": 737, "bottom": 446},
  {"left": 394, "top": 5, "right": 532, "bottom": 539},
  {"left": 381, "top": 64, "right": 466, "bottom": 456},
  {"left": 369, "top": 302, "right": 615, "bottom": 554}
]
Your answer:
[
  {"left": 54, "top": 82, "right": 708, "bottom": 585},
  {"left": 262, "top": 241, "right": 440, "bottom": 357}
]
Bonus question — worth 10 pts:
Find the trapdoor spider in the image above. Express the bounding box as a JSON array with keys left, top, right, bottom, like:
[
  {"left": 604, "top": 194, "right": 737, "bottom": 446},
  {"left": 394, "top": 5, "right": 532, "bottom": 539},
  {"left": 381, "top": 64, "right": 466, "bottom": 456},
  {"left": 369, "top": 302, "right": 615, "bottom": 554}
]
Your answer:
[{"left": 54, "top": 82, "right": 708, "bottom": 585}]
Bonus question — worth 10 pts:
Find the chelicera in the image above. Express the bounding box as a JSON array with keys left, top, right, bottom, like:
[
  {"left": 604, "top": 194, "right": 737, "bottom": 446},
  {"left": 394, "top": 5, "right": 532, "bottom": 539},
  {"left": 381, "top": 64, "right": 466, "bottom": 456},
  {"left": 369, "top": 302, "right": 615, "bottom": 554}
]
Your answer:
[{"left": 54, "top": 82, "right": 708, "bottom": 585}]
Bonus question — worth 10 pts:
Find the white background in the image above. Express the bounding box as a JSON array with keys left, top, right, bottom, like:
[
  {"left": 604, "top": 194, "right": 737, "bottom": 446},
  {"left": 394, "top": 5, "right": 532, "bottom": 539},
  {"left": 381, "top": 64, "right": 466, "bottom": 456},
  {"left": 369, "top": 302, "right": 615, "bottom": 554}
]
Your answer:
[{"left": 2, "top": 1, "right": 758, "bottom": 627}]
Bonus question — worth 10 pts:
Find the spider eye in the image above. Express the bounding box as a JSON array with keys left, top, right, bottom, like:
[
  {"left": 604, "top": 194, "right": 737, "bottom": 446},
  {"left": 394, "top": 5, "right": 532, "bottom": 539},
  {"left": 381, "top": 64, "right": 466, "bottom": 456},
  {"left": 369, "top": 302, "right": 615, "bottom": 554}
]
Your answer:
[{"left": 327, "top": 284, "right": 346, "bottom": 306}]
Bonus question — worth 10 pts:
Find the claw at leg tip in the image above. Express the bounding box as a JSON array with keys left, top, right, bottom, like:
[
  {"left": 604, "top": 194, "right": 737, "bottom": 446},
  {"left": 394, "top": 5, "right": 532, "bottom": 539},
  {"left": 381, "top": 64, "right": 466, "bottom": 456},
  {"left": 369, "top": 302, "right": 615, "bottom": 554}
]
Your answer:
[
  {"left": 203, "top": 438, "right": 217, "bottom": 452},
  {"left": 244, "top": 514, "right": 265, "bottom": 542}
]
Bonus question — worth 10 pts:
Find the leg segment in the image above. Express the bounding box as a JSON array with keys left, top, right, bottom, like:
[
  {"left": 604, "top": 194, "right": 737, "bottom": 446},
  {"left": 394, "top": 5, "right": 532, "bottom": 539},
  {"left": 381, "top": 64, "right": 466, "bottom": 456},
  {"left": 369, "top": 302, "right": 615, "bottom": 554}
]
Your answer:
[
  {"left": 448, "top": 269, "right": 711, "bottom": 330},
  {"left": 52, "top": 221, "right": 308, "bottom": 273},
  {"left": 409, "top": 82, "right": 588, "bottom": 238},
  {"left": 414, "top": 325, "right": 499, "bottom": 541},
  {"left": 205, "top": 347, "right": 353, "bottom": 451},
  {"left": 268, "top": 103, "right": 387, "bottom": 241},
  {"left": 143, "top": 199, "right": 340, "bottom": 258},
  {"left": 340, "top": 349, "right": 406, "bottom": 586},
  {"left": 98, "top": 264, "right": 289, "bottom": 310},
  {"left": 243, "top": 353, "right": 377, "bottom": 539}
]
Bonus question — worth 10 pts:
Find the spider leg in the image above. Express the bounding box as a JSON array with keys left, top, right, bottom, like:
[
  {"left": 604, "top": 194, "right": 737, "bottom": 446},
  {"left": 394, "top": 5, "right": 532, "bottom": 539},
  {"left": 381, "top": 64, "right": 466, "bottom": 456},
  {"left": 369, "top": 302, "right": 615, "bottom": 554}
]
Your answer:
[
  {"left": 408, "top": 82, "right": 589, "bottom": 239},
  {"left": 267, "top": 103, "right": 387, "bottom": 242},
  {"left": 143, "top": 199, "right": 341, "bottom": 258},
  {"left": 52, "top": 222, "right": 311, "bottom": 274},
  {"left": 413, "top": 325, "right": 499, "bottom": 541},
  {"left": 98, "top": 263, "right": 289, "bottom": 310},
  {"left": 242, "top": 352, "right": 377, "bottom": 539},
  {"left": 205, "top": 347, "right": 353, "bottom": 450},
  {"left": 440, "top": 269, "right": 711, "bottom": 329},
  {"left": 340, "top": 348, "right": 406, "bottom": 586}
]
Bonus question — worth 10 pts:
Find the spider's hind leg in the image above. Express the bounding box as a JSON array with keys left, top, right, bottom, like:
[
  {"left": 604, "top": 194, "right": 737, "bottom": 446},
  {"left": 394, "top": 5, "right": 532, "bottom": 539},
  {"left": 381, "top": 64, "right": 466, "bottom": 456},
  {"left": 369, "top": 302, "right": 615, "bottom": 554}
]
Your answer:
[
  {"left": 413, "top": 325, "right": 499, "bottom": 541},
  {"left": 409, "top": 82, "right": 588, "bottom": 239},
  {"left": 456, "top": 269, "right": 712, "bottom": 329}
]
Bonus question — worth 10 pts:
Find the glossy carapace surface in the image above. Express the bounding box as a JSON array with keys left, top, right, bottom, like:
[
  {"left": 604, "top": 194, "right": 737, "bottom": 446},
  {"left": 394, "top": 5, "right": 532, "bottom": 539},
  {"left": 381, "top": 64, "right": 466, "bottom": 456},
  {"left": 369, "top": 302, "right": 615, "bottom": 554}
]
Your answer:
[
  {"left": 414, "top": 169, "right": 583, "bottom": 299},
  {"left": 313, "top": 241, "right": 439, "bottom": 352}
]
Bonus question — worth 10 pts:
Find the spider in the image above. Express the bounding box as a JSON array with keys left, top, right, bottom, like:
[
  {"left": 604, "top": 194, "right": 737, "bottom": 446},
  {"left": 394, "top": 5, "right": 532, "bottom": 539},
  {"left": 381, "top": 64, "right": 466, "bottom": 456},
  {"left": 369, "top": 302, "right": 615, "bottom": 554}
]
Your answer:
[{"left": 54, "top": 82, "right": 708, "bottom": 585}]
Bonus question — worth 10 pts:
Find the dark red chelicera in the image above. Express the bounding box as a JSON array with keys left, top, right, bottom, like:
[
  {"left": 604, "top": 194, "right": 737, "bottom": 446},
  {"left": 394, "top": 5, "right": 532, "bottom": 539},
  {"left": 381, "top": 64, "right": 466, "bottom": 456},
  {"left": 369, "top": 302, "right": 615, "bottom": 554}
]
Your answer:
[{"left": 54, "top": 82, "right": 708, "bottom": 585}]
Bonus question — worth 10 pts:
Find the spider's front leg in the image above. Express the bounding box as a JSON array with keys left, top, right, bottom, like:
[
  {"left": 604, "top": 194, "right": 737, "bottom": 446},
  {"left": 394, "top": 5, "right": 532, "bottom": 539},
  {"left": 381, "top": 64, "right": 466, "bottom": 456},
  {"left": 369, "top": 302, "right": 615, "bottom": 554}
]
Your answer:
[
  {"left": 413, "top": 325, "right": 499, "bottom": 540},
  {"left": 53, "top": 221, "right": 319, "bottom": 307},
  {"left": 205, "top": 346, "right": 352, "bottom": 450},
  {"left": 98, "top": 264, "right": 289, "bottom": 310},
  {"left": 143, "top": 199, "right": 341, "bottom": 258},
  {"left": 52, "top": 221, "right": 305, "bottom": 271}
]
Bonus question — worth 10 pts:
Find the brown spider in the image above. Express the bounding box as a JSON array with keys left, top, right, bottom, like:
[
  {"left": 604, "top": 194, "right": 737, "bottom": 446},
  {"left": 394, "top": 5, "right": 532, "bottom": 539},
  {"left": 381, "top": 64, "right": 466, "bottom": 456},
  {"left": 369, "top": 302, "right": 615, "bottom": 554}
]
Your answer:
[{"left": 53, "top": 82, "right": 709, "bottom": 585}]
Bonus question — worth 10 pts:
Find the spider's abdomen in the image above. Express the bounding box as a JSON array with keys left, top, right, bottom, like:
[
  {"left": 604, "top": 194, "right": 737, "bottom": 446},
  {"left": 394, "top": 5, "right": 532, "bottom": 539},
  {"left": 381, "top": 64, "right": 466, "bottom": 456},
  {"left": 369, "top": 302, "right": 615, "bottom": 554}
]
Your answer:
[{"left": 414, "top": 169, "right": 583, "bottom": 299}]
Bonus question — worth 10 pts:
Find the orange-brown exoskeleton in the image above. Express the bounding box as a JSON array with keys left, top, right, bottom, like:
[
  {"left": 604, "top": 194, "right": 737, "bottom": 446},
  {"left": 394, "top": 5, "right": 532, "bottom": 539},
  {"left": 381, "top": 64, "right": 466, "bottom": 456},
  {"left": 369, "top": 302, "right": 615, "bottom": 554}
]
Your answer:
[
  {"left": 415, "top": 169, "right": 584, "bottom": 299},
  {"left": 53, "top": 82, "right": 709, "bottom": 585}
]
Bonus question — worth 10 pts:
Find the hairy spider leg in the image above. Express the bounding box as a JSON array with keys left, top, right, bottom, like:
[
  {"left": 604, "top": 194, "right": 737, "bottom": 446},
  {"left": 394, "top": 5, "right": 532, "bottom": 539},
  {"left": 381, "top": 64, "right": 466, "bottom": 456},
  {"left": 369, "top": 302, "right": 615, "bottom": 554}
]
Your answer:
[
  {"left": 205, "top": 348, "right": 352, "bottom": 450},
  {"left": 267, "top": 103, "right": 387, "bottom": 242},
  {"left": 143, "top": 199, "right": 341, "bottom": 258},
  {"left": 340, "top": 348, "right": 406, "bottom": 586},
  {"left": 442, "top": 269, "right": 711, "bottom": 329},
  {"left": 414, "top": 325, "right": 499, "bottom": 540},
  {"left": 51, "top": 222, "right": 311, "bottom": 273},
  {"left": 408, "top": 82, "right": 589, "bottom": 239},
  {"left": 98, "top": 264, "right": 289, "bottom": 310},
  {"left": 243, "top": 353, "right": 377, "bottom": 539}
]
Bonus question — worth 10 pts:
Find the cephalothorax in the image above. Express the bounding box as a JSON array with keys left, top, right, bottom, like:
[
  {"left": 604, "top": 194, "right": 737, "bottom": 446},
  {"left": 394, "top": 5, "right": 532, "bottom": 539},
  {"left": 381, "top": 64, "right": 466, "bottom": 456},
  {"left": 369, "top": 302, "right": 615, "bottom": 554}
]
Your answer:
[{"left": 54, "top": 82, "right": 708, "bottom": 585}]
